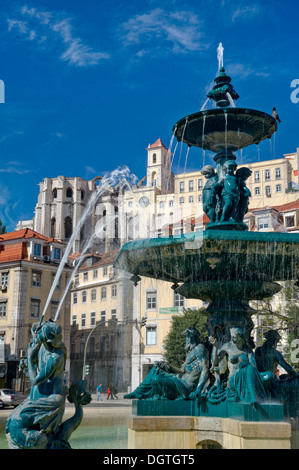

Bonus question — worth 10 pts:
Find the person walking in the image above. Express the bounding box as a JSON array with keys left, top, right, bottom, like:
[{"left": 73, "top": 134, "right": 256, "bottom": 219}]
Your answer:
[
  {"left": 96, "top": 384, "right": 103, "bottom": 401},
  {"left": 107, "top": 386, "right": 113, "bottom": 399}
]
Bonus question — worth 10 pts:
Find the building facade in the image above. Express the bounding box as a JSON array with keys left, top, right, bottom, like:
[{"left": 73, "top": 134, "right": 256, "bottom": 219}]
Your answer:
[{"left": 0, "top": 229, "right": 71, "bottom": 388}]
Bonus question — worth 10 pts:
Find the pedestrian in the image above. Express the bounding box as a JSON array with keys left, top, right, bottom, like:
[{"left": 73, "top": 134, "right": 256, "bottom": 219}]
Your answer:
[
  {"left": 111, "top": 384, "right": 118, "bottom": 399},
  {"left": 96, "top": 384, "right": 103, "bottom": 401},
  {"left": 107, "top": 385, "right": 114, "bottom": 399}
]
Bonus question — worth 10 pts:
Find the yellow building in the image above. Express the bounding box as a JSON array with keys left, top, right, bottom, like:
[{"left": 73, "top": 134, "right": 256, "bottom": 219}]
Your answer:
[
  {"left": 69, "top": 250, "right": 134, "bottom": 392},
  {"left": 0, "top": 229, "right": 71, "bottom": 388}
]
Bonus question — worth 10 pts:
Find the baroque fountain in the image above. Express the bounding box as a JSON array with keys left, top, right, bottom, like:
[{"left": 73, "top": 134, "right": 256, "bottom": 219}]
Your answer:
[{"left": 114, "top": 45, "right": 299, "bottom": 448}]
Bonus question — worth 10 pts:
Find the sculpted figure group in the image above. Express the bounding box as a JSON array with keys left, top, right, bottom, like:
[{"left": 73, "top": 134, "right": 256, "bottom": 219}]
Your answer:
[
  {"left": 201, "top": 160, "right": 252, "bottom": 224},
  {"left": 125, "top": 326, "right": 298, "bottom": 412}
]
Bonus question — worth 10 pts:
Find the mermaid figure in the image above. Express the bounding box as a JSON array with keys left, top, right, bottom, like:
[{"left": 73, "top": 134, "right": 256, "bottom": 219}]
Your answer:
[{"left": 6, "top": 320, "right": 91, "bottom": 449}]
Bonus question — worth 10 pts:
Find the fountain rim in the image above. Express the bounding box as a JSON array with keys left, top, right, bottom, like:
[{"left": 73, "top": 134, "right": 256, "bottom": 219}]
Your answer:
[
  {"left": 172, "top": 107, "right": 277, "bottom": 149},
  {"left": 115, "top": 230, "right": 299, "bottom": 262}
]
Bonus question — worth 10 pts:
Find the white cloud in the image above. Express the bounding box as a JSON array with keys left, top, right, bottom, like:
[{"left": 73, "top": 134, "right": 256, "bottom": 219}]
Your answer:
[
  {"left": 7, "top": 6, "right": 110, "bottom": 67},
  {"left": 232, "top": 5, "right": 261, "bottom": 21},
  {"left": 121, "top": 8, "right": 207, "bottom": 55}
]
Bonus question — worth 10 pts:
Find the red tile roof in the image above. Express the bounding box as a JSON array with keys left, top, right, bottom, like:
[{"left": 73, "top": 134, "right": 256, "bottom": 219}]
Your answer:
[
  {"left": 0, "top": 228, "right": 63, "bottom": 244},
  {"left": 148, "top": 138, "right": 167, "bottom": 150},
  {"left": 78, "top": 250, "right": 120, "bottom": 270},
  {"left": 0, "top": 242, "right": 28, "bottom": 262}
]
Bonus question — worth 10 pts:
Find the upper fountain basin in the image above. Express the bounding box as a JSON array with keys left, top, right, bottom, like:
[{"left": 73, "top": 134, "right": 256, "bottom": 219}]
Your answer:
[{"left": 173, "top": 107, "right": 277, "bottom": 153}]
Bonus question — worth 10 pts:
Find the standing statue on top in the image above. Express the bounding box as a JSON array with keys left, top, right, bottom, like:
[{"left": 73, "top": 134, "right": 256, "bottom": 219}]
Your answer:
[{"left": 6, "top": 320, "right": 91, "bottom": 449}]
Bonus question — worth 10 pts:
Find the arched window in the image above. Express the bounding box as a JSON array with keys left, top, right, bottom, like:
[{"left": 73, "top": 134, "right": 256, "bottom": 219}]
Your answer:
[
  {"left": 51, "top": 217, "right": 56, "bottom": 238},
  {"left": 82, "top": 290, "right": 87, "bottom": 304},
  {"left": 153, "top": 153, "right": 157, "bottom": 164},
  {"left": 66, "top": 187, "right": 73, "bottom": 198},
  {"left": 65, "top": 217, "right": 72, "bottom": 239},
  {"left": 91, "top": 288, "right": 97, "bottom": 302},
  {"left": 52, "top": 188, "right": 57, "bottom": 200},
  {"left": 151, "top": 171, "right": 157, "bottom": 187}
]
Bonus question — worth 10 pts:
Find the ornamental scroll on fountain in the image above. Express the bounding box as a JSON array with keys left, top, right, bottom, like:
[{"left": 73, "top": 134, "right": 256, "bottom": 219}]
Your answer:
[{"left": 116, "top": 46, "right": 299, "bottom": 420}]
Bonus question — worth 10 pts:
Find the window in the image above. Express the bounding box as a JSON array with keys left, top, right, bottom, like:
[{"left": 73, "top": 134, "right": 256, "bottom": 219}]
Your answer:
[
  {"left": 174, "top": 293, "right": 185, "bottom": 307},
  {"left": 189, "top": 195, "right": 194, "bottom": 203},
  {"left": 265, "top": 169, "right": 270, "bottom": 181},
  {"left": 146, "top": 291, "right": 157, "bottom": 310},
  {"left": 73, "top": 292, "right": 77, "bottom": 304},
  {"left": 101, "top": 286, "right": 107, "bottom": 300},
  {"left": 33, "top": 244, "right": 41, "bottom": 256},
  {"left": 93, "top": 270, "right": 98, "bottom": 279},
  {"left": 32, "top": 271, "right": 42, "bottom": 287},
  {"left": 51, "top": 301, "right": 59, "bottom": 319},
  {"left": 82, "top": 290, "right": 87, "bottom": 303},
  {"left": 189, "top": 180, "right": 194, "bottom": 192},
  {"left": 111, "top": 284, "right": 117, "bottom": 298},
  {"left": 52, "top": 272, "right": 61, "bottom": 290},
  {"left": 159, "top": 201, "right": 165, "bottom": 209},
  {"left": 146, "top": 326, "right": 157, "bottom": 346},
  {"left": 72, "top": 314, "right": 77, "bottom": 326},
  {"left": 103, "top": 267, "right": 108, "bottom": 277},
  {"left": 52, "top": 188, "right": 57, "bottom": 200},
  {"left": 66, "top": 188, "right": 73, "bottom": 198},
  {"left": 83, "top": 272, "right": 88, "bottom": 282},
  {"left": 53, "top": 248, "right": 61, "bottom": 260},
  {"left": 179, "top": 182, "right": 184, "bottom": 193},
  {"left": 111, "top": 309, "right": 117, "bottom": 320},
  {"left": 275, "top": 168, "right": 281, "bottom": 179},
  {"left": 255, "top": 187, "right": 260, "bottom": 195},
  {"left": 254, "top": 171, "right": 260, "bottom": 183},
  {"left": 276, "top": 184, "right": 282, "bottom": 193},
  {"left": 74, "top": 275, "right": 79, "bottom": 287},
  {"left": 257, "top": 217, "right": 269, "bottom": 230},
  {"left": 1, "top": 272, "right": 8, "bottom": 286},
  {"left": 265, "top": 186, "right": 271, "bottom": 196},
  {"left": 91, "top": 311, "right": 96, "bottom": 327},
  {"left": 128, "top": 201, "right": 133, "bottom": 208},
  {"left": 198, "top": 179, "right": 203, "bottom": 190},
  {"left": 169, "top": 200, "right": 174, "bottom": 207},
  {"left": 51, "top": 218, "right": 56, "bottom": 238},
  {"left": 153, "top": 153, "right": 157, "bottom": 164},
  {"left": 81, "top": 313, "right": 86, "bottom": 328},
  {"left": 0, "top": 301, "right": 7, "bottom": 318},
  {"left": 65, "top": 217, "right": 72, "bottom": 239},
  {"left": 179, "top": 197, "right": 184, "bottom": 205},
  {"left": 100, "top": 311, "right": 106, "bottom": 323},
  {"left": 198, "top": 194, "right": 202, "bottom": 202},
  {"left": 151, "top": 179, "right": 157, "bottom": 187},
  {"left": 285, "top": 215, "right": 295, "bottom": 228},
  {"left": 30, "top": 298, "right": 41, "bottom": 318},
  {"left": 91, "top": 288, "right": 97, "bottom": 302}
]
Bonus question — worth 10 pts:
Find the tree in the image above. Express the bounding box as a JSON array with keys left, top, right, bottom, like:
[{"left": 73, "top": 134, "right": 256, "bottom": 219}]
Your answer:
[
  {"left": 162, "top": 308, "right": 208, "bottom": 368},
  {"left": 252, "top": 281, "right": 299, "bottom": 372},
  {"left": 0, "top": 219, "right": 7, "bottom": 234}
]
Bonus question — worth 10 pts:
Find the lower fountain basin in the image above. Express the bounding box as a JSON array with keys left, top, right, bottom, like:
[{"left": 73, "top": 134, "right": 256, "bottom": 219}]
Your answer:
[{"left": 114, "top": 230, "right": 299, "bottom": 285}]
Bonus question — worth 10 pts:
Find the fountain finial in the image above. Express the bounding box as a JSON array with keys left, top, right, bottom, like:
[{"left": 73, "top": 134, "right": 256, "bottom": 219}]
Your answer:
[{"left": 207, "top": 66, "right": 240, "bottom": 108}]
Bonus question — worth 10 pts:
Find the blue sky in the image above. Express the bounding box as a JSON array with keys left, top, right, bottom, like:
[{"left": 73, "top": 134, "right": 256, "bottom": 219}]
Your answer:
[{"left": 0, "top": 0, "right": 298, "bottom": 231}]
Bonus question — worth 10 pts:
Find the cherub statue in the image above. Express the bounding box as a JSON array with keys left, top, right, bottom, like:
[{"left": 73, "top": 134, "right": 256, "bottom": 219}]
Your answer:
[
  {"left": 201, "top": 165, "right": 221, "bottom": 223},
  {"left": 219, "top": 160, "right": 240, "bottom": 222},
  {"left": 235, "top": 167, "right": 252, "bottom": 223}
]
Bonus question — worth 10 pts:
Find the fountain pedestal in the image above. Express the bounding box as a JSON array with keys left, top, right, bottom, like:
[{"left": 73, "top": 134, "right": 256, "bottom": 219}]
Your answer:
[{"left": 127, "top": 414, "right": 291, "bottom": 449}]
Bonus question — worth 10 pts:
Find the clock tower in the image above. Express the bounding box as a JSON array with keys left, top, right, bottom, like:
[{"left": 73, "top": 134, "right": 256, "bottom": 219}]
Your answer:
[{"left": 146, "top": 138, "right": 174, "bottom": 193}]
